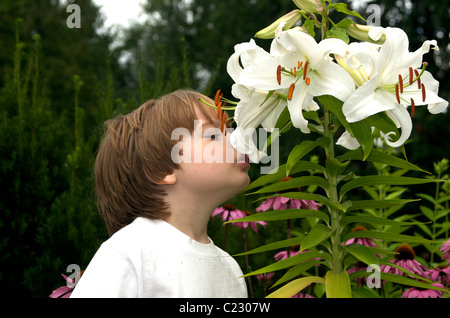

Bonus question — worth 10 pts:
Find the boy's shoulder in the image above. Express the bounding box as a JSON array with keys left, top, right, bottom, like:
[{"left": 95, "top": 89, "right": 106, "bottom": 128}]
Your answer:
[
  {"left": 103, "top": 217, "right": 231, "bottom": 260},
  {"left": 103, "top": 217, "right": 165, "bottom": 253}
]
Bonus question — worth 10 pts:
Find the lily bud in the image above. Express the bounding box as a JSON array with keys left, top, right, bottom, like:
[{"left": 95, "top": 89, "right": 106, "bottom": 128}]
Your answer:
[
  {"left": 344, "top": 23, "right": 386, "bottom": 44},
  {"left": 255, "top": 10, "right": 302, "bottom": 39},
  {"left": 293, "top": 0, "right": 323, "bottom": 13}
]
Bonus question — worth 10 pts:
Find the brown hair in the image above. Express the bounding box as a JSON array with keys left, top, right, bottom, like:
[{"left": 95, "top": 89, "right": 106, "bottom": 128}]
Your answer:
[{"left": 95, "top": 89, "right": 217, "bottom": 236}]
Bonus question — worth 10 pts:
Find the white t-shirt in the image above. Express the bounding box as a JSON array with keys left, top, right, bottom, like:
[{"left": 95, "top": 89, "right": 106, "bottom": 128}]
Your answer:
[{"left": 70, "top": 217, "right": 248, "bottom": 298}]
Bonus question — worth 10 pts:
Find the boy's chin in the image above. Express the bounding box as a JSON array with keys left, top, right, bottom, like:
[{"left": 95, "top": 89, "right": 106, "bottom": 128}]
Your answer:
[{"left": 235, "top": 173, "right": 251, "bottom": 193}]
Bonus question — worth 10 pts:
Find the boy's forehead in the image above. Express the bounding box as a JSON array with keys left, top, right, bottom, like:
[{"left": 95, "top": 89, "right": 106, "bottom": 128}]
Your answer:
[{"left": 194, "top": 104, "right": 221, "bottom": 127}]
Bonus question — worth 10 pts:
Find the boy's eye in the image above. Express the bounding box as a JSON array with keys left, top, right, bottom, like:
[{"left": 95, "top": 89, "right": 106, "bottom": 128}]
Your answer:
[{"left": 208, "top": 134, "right": 218, "bottom": 141}]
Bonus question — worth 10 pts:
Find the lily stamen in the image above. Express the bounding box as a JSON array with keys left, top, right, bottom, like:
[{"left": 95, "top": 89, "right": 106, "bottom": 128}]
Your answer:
[
  {"left": 221, "top": 112, "right": 226, "bottom": 134},
  {"left": 215, "top": 89, "right": 222, "bottom": 105},
  {"left": 410, "top": 98, "right": 415, "bottom": 118},
  {"left": 306, "top": 77, "right": 311, "bottom": 85},
  {"left": 395, "top": 83, "right": 401, "bottom": 104},
  {"left": 399, "top": 74, "right": 404, "bottom": 93},
  {"left": 422, "top": 83, "right": 426, "bottom": 102},
  {"left": 277, "top": 65, "right": 282, "bottom": 85},
  {"left": 291, "top": 67, "right": 297, "bottom": 77},
  {"left": 217, "top": 100, "right": 222, "bottom": 118},
  {"left": 303, "top": 60, "right": 309, "bottom": 80},
  {"left": 288, "top": 83, "right": 295, "bottom": 100}
]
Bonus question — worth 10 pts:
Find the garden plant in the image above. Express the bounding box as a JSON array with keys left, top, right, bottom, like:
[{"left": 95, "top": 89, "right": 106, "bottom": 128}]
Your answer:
[{"left": 211, "top": 0, "right": 450, "bottom": 298}]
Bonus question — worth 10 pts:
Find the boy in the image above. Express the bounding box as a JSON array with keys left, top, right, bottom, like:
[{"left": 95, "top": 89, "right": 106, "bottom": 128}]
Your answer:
[{"left": 70, "top": 89, "right": 250, "bottom": 298}]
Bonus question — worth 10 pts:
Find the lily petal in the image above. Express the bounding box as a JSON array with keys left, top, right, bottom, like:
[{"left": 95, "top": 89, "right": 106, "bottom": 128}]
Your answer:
[
  {"left": 232, "top": 84, "right": 287, "bottom": 130},
  {"left": 227, "top": 39, "right": 272, "bottom": 83},
  {"left": 287, "top": 83, "right": 312, "bottom": 133},
  {"left": 343, "top": 76, "right": 396, "bottom": 122},
  {"left": 384, "top": 105, "right": 413, "bottom": 148},
  {"left": 336, "top": 130, "right": 361, "bottom": 150},
  {"left": 308, "top": 61, "right": 356, "bottom": 102},
  {"left": 230, "top": 126, "right": 266, "bottom": 163}
]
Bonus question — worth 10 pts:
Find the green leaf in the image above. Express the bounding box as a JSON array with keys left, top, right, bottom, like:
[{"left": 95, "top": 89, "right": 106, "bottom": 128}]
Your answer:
[
  {"left": 300, "top": 223, "right": 331, "bottom": 252},
  {"left": 266, "top": 276, "right": 325, "bottom": 298},
  {"left": 366, "top": 111, "right": 399, "bottom": 140},
  {"left": 318, "top": 95, "right": 373, "bottom": 160},
  {"left": 286, "top": 137, "right": 329, "bottom": 176},
  {"left": 271, "top": 260, "right": 322, "bottom": 288},
  {"left": 420, "top": 205, "right": 435, "bottom": 221},
  {"left": 339, "top": 176, "right": 438, "bottom": 199},
  {"left": 379, "top": 259, "right": 435, "bottom": 283},
  {"left": 326, "top": 26, "right": 350, "bottom": 43},
  {"left": 343, "top": 230, "right": 442, "bottom": 244},
  {"left": 343, "top": 244, "right": 379, "bottom": 267},
  {"left": 352, "top": 286, "right": 381, "bottom": 298},
  {"left": 242, "top": 251, "right": 325, "bottom": 277},
  {"left": 328, "top": 2, "right": 366, "bottom": 21},
  {"left": 381, "top": 273, "right": 449, "bottom": 293},
  {"left": 249, "top": 175, "right": 329, "bottom": 194},
  {"left": 245, "top": 161, "right": 326, "bottom": 191},
  {"left": 349, "top": 270, "right": 449, "bottom": 294},
  {"left": 227, "top": 208, "right": 329, "bottom": 225},
  {"left": 233, "top": 236, "right": 304, "bottom": 257},
  {"left": 340, "top": 215, "right": 427, "bottom": 228},
  {"left": 348, "top": 120, "right": 374, "bottom": 160},
  {"left": 259, "top": 192, "right": 331, "bottom": 209},
  {"left": 346, "top": 199, "right": 418, "bottom": 212},
  {"left": 337, "top": 148, "right": 430, "bottom": 174},
  {"left": 326, "top": 157, "right": 350, "bottom": 180},
  {"left": 325, "top": 271, "right": 352, "bottom": 298}
]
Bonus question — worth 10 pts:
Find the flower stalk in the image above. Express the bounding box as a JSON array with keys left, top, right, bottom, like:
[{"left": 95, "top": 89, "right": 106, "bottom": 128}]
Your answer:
[{"left": 323, "top": 110, "right": 343, "bottom": 274}]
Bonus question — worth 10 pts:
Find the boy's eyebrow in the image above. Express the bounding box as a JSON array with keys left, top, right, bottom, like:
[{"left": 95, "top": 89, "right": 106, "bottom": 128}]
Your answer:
[{"left": 201, "top": 118, "right": 221, "bottom": 128}]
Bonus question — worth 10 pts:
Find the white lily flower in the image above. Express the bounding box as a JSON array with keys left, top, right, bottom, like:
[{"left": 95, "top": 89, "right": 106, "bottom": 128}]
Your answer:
[
  {"left": 340, "top": 27, "right": 448, "bottom": 147},
  {"left": 336, "top": 130, "right": 361, "bottom": 150},
  {"left": 227, "top": 40, "right": 290, "bottom": 163},
  {"left": 229, "top": 84, "right": 287, "bottom": 163},
  {"left": 337, "top": 127, "right": 388, "bottom": 150},
  {"left": 235, "top": 23, "right": 355, "bottom": 133},
  {"left": 227, "top": 39, "right": 272, "bottom": 84}
]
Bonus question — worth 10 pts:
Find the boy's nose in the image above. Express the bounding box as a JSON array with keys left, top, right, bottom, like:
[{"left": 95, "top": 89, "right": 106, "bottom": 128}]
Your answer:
[{"left": 236, "top": 152, "right": 248, "bottom": 164}]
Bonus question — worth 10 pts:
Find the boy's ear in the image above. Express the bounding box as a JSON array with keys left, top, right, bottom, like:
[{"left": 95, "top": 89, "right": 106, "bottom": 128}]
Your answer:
[{"left": 159, "top": 173, "right": 177, "bottom": 185}]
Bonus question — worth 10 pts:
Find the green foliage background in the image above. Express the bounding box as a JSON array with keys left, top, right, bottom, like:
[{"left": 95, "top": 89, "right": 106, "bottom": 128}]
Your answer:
[{"left": 0, "top": 0, "right": 448, "bottom": 298}]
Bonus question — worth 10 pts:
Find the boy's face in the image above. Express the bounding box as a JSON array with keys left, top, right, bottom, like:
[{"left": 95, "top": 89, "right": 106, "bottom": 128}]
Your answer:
[{"left": 173, "top": 107, "right": 250, "bottom": 203}]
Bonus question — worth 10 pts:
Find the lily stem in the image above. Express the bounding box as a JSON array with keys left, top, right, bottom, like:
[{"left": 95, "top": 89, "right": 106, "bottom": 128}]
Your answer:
[{"left": 323, "top": 110, "right": 343, "bottom": 273}]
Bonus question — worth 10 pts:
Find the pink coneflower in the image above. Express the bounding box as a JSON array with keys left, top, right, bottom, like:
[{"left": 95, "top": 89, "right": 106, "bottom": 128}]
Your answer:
[
  {"left": 212, "top": 204, "right": 267, "bottom": 233},
  {"left": 427, "top": 265, "right": 450, "bottom": 287},
  {"left": 274, "top": 247, "right": 300, "bottom": 261},
  {"left": 235, "top": 210, "right": 268, "bottom": 233},
  {"left": 212, "top": 204, "right": 245, "bottom": 222},
  {"left": 402, "top": 283, "right": 445, "bottom": 298},
  {"left": 381, "top": 244, "right": 429, "bottom": 278},
  {"left": 256, "top": 177, "right": 322, "bottom": 212},
  {"left": 441, "top": 238, "right": 450, "bottom": 264},
  {"left": 49, "top": 272, "right": 83, "bottom": 298},
  {"left": 256, "top": 272, "right": 275, "bottom": 283},
  {"left": 348, "top": 261, "right": 369, "bottom": 286},
  {"left": 344, "top": 226, "right": 378, "bottom": 248}
]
